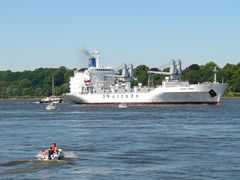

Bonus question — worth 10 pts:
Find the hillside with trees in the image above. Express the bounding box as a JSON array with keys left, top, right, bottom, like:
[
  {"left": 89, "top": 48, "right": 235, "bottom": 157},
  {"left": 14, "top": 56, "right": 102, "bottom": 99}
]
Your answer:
[
  {"left": 0, "top": 61, "right": 239, "bottom": 98},
  {"left": 0, "top": 66, "right": 74, "bottom": 98}
]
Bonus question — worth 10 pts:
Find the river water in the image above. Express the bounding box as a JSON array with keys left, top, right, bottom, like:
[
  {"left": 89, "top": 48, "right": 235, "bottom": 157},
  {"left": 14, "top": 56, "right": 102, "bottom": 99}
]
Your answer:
[{"left": 0, "top": 99, "right": 239, "bottom": 179}]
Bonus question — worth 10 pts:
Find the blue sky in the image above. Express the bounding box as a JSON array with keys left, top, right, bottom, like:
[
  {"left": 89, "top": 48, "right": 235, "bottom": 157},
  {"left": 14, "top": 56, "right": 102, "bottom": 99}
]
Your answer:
[{"left": 0, "top": 0, "right": 239, "bottom": 71}]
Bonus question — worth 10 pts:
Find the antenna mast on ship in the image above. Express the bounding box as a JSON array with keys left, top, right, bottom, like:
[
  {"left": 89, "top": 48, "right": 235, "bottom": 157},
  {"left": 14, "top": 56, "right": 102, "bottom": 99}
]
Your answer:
[{"left": 213, "top": 66, "right": 217, "bottom": 83}]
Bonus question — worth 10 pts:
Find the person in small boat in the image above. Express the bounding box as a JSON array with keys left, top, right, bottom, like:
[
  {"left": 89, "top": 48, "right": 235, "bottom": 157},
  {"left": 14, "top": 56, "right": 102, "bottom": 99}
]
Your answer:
[
  {"left": 51, "top": 143, "right": 58, "bottom": 154},
  {"left": 48, "top": 146, "right": 54, "bottom": 159},
  {"left": 41, "top": 149, "right": 47, "bottom": 157},
  {"left": 48, "top": 143, "right": 58, "bottom": 159}
]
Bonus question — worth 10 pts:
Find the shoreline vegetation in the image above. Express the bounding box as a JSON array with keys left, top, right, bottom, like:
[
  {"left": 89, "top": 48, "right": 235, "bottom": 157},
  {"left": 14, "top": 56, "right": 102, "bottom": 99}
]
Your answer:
[
  {"left": 0, "top": 61, "right": 240, "bottom": 98},
  {"left": 224, "top": 92, "right": 240, "bottom": 97}
]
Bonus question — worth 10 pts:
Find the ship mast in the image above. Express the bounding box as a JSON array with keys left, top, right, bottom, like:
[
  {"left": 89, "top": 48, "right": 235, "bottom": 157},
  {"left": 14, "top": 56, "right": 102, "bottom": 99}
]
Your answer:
[{"left": 213, "top": 66, "right": 217, "bottom": 83}]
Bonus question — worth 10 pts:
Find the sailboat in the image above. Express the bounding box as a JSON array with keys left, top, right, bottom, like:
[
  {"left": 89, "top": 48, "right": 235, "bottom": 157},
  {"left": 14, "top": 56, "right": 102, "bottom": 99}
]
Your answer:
[{"left": 39, "top": 76, "right": 63, "bottom": 104}]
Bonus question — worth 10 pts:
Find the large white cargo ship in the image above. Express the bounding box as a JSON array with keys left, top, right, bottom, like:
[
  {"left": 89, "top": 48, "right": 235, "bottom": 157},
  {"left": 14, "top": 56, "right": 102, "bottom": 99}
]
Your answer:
[{"left": 64, "top": 51, "right": 227, "bottom": 105}]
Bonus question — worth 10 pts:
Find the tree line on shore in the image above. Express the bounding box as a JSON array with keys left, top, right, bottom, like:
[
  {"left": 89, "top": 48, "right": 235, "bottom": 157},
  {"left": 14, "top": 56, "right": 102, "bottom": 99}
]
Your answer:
[
  {"left": 0, "top": 66, "right": 73, "bottom": 98},
  {"left": 0, "top": 61, "right": 239, "bottom": 98}
]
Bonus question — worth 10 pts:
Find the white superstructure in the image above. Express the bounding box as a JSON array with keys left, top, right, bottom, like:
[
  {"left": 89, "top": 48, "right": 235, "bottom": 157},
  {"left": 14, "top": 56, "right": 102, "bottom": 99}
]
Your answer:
[{"left": 64, "top": 51, "right": 227, "bottom": 105}]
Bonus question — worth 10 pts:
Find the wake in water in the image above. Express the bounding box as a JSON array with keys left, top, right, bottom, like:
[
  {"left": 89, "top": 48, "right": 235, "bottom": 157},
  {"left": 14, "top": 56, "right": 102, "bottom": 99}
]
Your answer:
[
  {"left": 64, "top": 151, "right": 77, "bottom": 158},
  {"left": 0, "top": 151, "right": 76, "bottom": 176},
  {"left": 0, "top": 160, "right": 30, "bottom": 167}
]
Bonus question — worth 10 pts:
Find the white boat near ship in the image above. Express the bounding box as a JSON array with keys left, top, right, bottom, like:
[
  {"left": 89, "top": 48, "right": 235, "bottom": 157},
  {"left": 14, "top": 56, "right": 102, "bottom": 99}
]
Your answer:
[{"left": 64, "top": 51, "right": 227, "bottom": 105}]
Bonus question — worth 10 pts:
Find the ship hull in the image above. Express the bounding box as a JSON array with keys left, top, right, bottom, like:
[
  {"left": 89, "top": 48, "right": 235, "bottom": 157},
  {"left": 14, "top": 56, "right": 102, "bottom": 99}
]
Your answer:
[{"left": 64, "top": 83, "right": 227, "bottom": 105}]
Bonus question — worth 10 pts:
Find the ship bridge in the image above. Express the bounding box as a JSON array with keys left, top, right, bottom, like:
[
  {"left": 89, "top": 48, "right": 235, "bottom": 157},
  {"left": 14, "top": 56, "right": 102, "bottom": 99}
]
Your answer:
[{"left": 88, "top": 67, "right": 115, "bottom": 90}]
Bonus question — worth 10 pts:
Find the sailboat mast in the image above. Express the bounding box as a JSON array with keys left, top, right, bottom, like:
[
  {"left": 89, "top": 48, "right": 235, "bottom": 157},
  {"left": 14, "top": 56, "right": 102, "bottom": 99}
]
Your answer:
[{"left": 52, "top": 76, "right": 55, "bottom": 96}]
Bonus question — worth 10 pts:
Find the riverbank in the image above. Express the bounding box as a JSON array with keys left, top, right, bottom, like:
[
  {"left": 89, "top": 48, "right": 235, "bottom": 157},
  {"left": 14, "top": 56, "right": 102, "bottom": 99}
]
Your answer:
[{"left": 224, "top": 92, "right": 240, "bottom": 98}]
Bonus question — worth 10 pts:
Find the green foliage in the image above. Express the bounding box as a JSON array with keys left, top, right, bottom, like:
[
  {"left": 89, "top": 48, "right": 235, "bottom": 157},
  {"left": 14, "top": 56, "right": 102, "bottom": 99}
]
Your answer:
[
  {"left": 0, "top": 67, "right": 74, "bottom": 98},
  {"left": 133, "top": 65, "right": 149, "bottom": 86}
]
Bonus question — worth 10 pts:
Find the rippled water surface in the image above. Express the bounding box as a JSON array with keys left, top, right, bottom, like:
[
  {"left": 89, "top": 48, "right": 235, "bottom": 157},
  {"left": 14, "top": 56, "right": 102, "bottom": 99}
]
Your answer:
[{"left": 0, "top": 99, "right": 240, "bottom": 179}]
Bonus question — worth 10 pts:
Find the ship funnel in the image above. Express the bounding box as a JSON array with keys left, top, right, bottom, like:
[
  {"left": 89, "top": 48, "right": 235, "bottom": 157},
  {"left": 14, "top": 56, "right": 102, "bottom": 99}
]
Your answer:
[
  {"left": 88, "top": 51, "right": 100, "bottom": 68},
  {"left": 93, "top": 51, "right": 100, "bottom": 68},
  {"left": 88, "top": 57, "right": 96, "bottom": 68}
]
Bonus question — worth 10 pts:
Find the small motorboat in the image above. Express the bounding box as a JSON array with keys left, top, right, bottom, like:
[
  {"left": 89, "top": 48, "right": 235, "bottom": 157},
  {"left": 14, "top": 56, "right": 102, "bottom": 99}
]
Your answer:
[
  {"left": 45, "top": 102, "right": 56, "bottom": 111},
  {"left": 36, "top": 149, "right": 65, "bottom": 160},
  {"left": 118, "top": 103, "right": 127, "bottom": 108}
]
